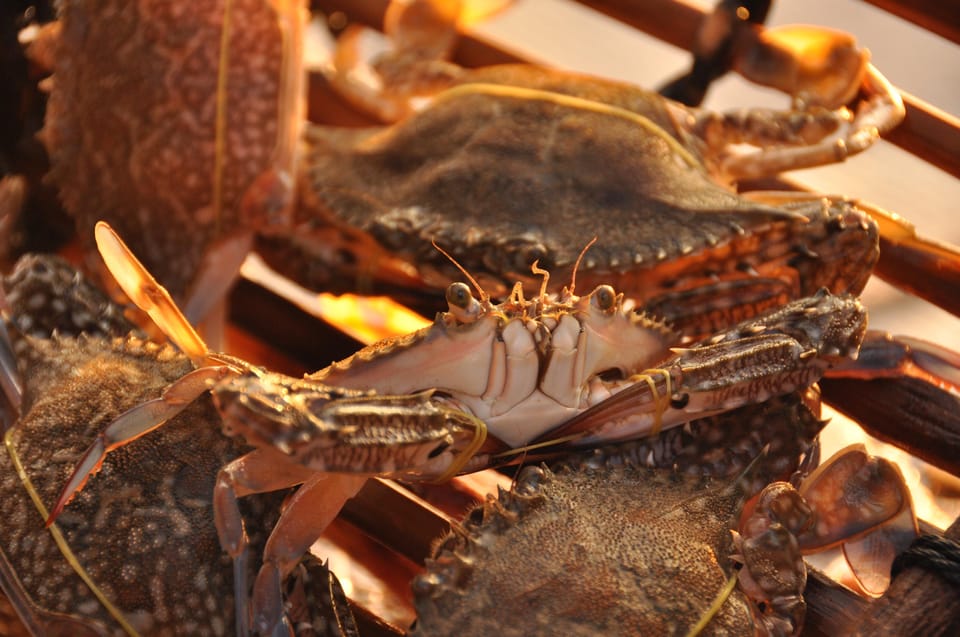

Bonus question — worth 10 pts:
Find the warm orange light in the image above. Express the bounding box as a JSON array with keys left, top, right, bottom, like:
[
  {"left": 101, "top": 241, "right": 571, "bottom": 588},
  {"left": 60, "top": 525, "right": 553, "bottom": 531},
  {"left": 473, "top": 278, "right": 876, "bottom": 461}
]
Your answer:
[
  {"left": 240, "top": 253, "right": 431, "bottom": 346},
  {"left": 458, "top": 0, "right": 513, "bottom": 26},
  {"left": 314, "top": 292, "right": 431, "bottom": 344}
]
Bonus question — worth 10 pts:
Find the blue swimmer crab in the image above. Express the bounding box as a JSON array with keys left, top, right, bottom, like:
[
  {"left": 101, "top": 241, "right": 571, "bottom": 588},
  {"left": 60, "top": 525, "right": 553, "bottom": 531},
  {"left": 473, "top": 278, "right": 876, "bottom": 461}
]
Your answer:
[
  {"left": 410, "top": 439, "right": 917, "bottom": 637},
  {"left": 45, "top": 221, "right": 870, "bottom": 636},
  {"left": 0, "top": 254, "right": 366, "bottom": 636},
  {"left": 25, "top": 0, "right": 307, "bottom": 325},
  {"left": 0, "top": 253, "right": 286, "bottom": 636},
  {"left": 28, "top": 0, "right": 950, "bottom": 338},
  {"left": 259, "top": 0, "right": 924, "bottom": 332}
]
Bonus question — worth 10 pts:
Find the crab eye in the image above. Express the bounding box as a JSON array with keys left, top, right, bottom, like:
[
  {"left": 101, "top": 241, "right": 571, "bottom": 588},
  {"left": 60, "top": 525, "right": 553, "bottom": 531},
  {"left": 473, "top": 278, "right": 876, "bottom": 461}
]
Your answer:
[
  {"left": 446, "top": 282, "right": 473, "bottom": 309},
  {"left": 590, "top": 285, "right": 617, "bottom": 311},
  {"left": 445, "top": 282, "right": 483, "bottom": 323}
]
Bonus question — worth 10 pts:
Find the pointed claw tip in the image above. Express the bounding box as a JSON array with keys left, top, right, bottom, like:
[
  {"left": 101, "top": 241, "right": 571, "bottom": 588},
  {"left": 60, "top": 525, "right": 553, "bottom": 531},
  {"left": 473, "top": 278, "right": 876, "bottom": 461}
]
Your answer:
[{"left": 44, "top": 503, "right": 63, "bottom": 528}]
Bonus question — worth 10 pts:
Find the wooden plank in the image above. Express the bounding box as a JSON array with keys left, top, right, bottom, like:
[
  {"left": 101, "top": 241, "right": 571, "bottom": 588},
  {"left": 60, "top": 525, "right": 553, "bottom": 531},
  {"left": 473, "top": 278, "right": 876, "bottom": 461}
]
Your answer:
[{"left": 864, "top": 0, "right": 960, "bottom": 46}]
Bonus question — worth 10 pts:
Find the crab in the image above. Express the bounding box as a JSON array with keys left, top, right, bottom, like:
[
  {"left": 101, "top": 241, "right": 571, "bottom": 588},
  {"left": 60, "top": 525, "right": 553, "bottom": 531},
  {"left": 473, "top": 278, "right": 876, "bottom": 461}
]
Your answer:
[
  {"left": 23, "top": 0, "right": 307, "bottom": 327},
  {"left": 0, "top": 252, "right": 257, "bottom": 635},
  {"left": 26, "top": 0, "right": 948, "bottom": 340},
  {"left": 410, "top": 433, "right": 918, "bottom": 637},
  {"left": 255, "top": 0, "right": 921, "bottom": 328},
  {"left": 39, "top": 220, "right": 875, "bottom": 636},
  {"left": 0, "top": 253, "right": 344, "bottom": 636},
  {"left": 15, "top": 1, "right": 958, "bottom": 633}
]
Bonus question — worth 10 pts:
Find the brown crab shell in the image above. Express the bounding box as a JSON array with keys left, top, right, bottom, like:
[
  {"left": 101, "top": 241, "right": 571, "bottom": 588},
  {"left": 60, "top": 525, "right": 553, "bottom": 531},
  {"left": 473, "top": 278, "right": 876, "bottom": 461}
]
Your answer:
[
  {"left": 411, "top": 461, "right": 754, "bottom": 636},
  {"left": 411, "top": 392, "right": 826, "bottom": 637},
  {"left": 41, "top": 0, "right": 304, "bottom": 304},
  {"left": 0, "top": 255, "right": 282, "bottom": 636},
  {"left": 261, "top": 69, "right": 877, "bottom": 326}
]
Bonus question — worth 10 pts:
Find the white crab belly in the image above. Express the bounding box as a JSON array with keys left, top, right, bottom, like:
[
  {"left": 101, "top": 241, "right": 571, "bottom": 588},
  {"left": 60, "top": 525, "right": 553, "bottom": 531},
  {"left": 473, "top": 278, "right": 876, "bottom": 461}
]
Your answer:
[{"left": 450, "top": 390, "right": 585, "bottom": 448}]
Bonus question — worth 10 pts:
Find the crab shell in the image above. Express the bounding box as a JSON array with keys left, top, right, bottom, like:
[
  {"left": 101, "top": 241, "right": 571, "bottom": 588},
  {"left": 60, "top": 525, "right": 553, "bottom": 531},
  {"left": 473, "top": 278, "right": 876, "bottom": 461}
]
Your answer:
[
  {"left": 411, "top": 394, "right": 916, "bottom": 637},
  {"left": 0, "top": 255, "right": 282, "bottom": 636},
  {"left": 412, "top": 451, "right": 765, "bottom": 636},
  {"left": 269, "top": 74, "right": 880, "bottom": 319},
  {"left": 39, "top": 0, "right": 305, "bottom": 317}
]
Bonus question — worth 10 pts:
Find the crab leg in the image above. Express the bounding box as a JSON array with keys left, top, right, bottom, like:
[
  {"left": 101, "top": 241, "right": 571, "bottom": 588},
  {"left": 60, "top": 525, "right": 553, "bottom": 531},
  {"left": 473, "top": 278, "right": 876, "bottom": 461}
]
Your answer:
[
  {"left": 800, "top": 447, "right": 918, "bottom": 595},
  {"left": 212, "top": 448, "right": 318, "bottom": 637},
  {"left": 738, "top": 445, "right": 916, "bottom": 603},
  {"left": 45, "top": 364, "right": 233, "bottom": 524},
  {"left": 212, "top": 446, "right": 366, "bottom": 637},
  {"left": 536, "top": 291, "right": 865, "bottom": 447},
  {"left": 94, "top": 221, "right": 211, "bottom": 362},
  {"left": 795, "top": 445, "right": 914, "bottom": 551},
  {"left": 701, "top": 66, "right": 902, "bottom": 182},
  {"left": 327, "top": 0, "right": 509, "bottom": 122},
  {"left": 252, "top": 473, "right": 368, "bottom": 636},
  {"left": 697, "top": 21, "right": 906, "bottom": 181}
]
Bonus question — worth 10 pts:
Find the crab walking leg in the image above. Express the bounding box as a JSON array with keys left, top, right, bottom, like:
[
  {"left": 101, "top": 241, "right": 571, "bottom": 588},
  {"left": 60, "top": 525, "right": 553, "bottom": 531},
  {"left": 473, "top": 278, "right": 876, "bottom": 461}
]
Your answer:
[
  {"left": 545, "top": 333, "right": 829, "bottom": 446},
  {"left": 692, "top": 63, "right": 904, "bottom": 182},
  {"left": 252, "top": 474, "right": 368, "bottom": 636},
  {"left": 213, "top": 448, "right": 366, "bottom": 636},
  {"left": 211, "top": 448, "right": 317, "bottom": 637},
  {"left": 46, "top": 365, "right": 234, "bottom": 524}
]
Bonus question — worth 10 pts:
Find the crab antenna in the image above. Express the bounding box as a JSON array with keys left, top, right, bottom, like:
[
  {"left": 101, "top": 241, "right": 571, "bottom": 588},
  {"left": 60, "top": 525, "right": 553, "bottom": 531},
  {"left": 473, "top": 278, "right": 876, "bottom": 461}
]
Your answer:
[
  {"left": 728, "top": 443, "right": 772, "bottom": 500},
  {"left": 568, "top": 236, "right": 598, "bottom": 296},
  {"left": 94, "top": 221, "right": 209, "bottom": 363},
  {"left": 432, "top": 240, "right": 488, "bottom": 302},
  {"left": 531, "top": 259, "right": 550, "bottom": 302}
]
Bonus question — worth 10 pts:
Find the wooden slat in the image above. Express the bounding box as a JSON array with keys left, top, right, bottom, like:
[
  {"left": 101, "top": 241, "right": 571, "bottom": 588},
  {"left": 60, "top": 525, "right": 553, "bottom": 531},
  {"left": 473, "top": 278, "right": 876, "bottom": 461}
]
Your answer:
[
  {"left": 341, "top": 478, "right": 453, "bottom": 565},
  {"left": 864, "top": 0, "right": 960, "bottom": 47},
  {"left": 887, "top": 92, "right": 960, "bottom": 180},
  {"left": 573, "top": 0, "right": 703, "bottom": 50}
]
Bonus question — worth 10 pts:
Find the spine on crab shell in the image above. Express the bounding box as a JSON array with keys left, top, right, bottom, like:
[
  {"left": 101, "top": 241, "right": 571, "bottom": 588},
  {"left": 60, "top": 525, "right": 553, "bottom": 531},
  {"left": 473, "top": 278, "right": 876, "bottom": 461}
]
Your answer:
[{"left": 413, "top": 466, "right": 553, "bottom": 602}]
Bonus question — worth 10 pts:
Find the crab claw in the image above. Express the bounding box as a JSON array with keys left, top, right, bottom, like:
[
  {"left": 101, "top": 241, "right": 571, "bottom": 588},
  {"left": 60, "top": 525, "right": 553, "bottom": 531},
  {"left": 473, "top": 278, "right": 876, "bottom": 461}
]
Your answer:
[
  {"left": 534, "top": 291, "right": 866, "bottom": 447},
  {"left": 735, "top": 25, "right": 869, "bottom": 110},
  {"left": 209, "top": 371, "right": 488, "bottom": 481}
]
